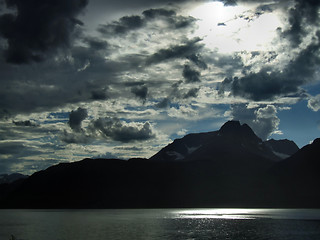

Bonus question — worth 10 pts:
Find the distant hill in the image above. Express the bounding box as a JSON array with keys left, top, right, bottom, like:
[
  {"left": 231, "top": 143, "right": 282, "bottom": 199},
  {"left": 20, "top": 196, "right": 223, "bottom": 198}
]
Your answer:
[
  {"left": 0, "top": 173, "right": 28, "bottom": 184},
  {"left": 1, "top": 121, "right": 319, "bottom": 209},
  {"left": 272, "top": 138, "right": 320, "bottom": 175},
  {"left": 268, "top": 138, "right": 320, "bottom": 207},
  {"left": 264, "top": 139, "right": 299, "bottom": 159}
]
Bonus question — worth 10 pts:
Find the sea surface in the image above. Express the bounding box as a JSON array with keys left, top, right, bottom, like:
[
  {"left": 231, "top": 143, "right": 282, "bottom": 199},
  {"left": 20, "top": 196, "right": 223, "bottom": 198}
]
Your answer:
[{"left": 1, "top": 208, "right": 320, "bottom": 240}]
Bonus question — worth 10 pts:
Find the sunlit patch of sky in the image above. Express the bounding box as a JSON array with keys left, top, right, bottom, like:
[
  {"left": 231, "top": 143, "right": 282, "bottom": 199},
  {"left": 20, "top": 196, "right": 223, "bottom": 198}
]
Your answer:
[{"left": 187, "top": 2, "right": 282, "bottom": 53}]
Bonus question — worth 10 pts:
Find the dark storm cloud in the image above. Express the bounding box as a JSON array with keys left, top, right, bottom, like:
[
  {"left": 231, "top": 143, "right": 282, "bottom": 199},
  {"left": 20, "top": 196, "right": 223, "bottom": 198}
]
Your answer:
[
  {"left": 156, "top": 98, "right": 171, "bottom": 108},
  {"left": 91, "top": 0, "right": 188, "bottom": 11},
  {"left": 91, "top": 89, "right": 108, "bottom": 100},
  {"left": 231, "top": 104, "right": 280, "bottom": 140},
  {"left": 147, "top": 37, "right": 204, "bottom": 65},
  {"left": 98, "top": 7, "right": 196, "bottom": 36},
  {"left": 0, "top": 0, "right": 88, "bottom": 64},
  {"left": 0, "top": 41, "right": 115, "bottom": 116},
  {"left": 183, "top": 88, "right": 199, "bottom": 99},
  {"left": 221, "top": 0, "right": 237, "bottom": 6},
  {"left": 280, "top": 0, "right": 320, "bottom": 47},
  {"left": 182, "top": 64, "right": 201, "bottom": 83},
  {"left": 220, "top": 34, "right": 320, "bottom": 101},
  {"left": 131, "top": 86, "right": 148, "bottom": 101},
  {"left": 218, "top": 77, "right": 233, "bottom": 96},
  {"left": 13, "top": 120, "right": 38, "bottom": 127},
  {"left": 142, "top": 8, "right": 176, "bottom": 18},
  {"left": 98, "top": 15, "right": 144, "bottom": 35},
  {"left": 186, "top": 54, "right": 207, "bottom": 69},
  {"left": 206, "top": 52, "right": 244, "bottom": 78},
  {"left": 156, "top": 81, "right": 199, "bottom": 106},
  {"left": 0, "top": 3, "right": 200, "bottom": 117},
  {"left": 217, "top": 0, "right": 320, "bottom": 102},
  {"left": 68, "top": 107, "right": 88, "bottom": 132},
  {"left": 228, "top": 71, "right": 302, "bottom": 101},
  {"left": 142, "top": 8, "right": 197, "bottom": 30},
  {"left": 83, "top": 37, "right": 109, "bottom": 51},
  {"left": 143, "top": 7, "right": 190, "bottom": 29},
  {"left": 90, "top": 118, "right": 155, "bottom": 143}
]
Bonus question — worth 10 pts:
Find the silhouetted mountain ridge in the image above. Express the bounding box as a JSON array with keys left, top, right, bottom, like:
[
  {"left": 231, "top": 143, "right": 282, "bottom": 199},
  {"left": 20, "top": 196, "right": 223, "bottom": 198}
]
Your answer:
[
  {"left": 265, "top": 139, "right": 299, "bottom": 159},
  {"left": 1, "top": 121, "right": 319, "bottom": 208},
  {"left": 272, "top": 138, "right": 320, "bottom": 175},
  {"left": 150, "top": 120, "right": 291, "bottom": 163},
  {"left": 0, "top": 173, "right": 28, "bottom": 184}
]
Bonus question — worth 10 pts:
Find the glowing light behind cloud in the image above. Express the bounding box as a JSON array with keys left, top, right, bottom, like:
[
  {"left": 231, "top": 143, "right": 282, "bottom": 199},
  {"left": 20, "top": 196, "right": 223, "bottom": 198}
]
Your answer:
[{"left": 188, "top": 2, "right": 282, "bottom": 53}]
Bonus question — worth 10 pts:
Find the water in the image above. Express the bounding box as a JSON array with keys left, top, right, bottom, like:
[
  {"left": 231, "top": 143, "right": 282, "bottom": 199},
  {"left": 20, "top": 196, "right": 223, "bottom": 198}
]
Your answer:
[{"left": 1, "top": 209, "right": 320, "bottom": 240}]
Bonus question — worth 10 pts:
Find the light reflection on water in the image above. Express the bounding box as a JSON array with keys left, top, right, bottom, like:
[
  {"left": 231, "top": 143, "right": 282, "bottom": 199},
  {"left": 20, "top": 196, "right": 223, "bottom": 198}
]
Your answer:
[
  {"left": 0, "top": 209, "right": 320, "bottom": 240},
  {"left": 172, "top": 208, "right": 320, "bottom": 220},
  {"left": 173, "top": 208, "right": 258, "bottom": 219}
]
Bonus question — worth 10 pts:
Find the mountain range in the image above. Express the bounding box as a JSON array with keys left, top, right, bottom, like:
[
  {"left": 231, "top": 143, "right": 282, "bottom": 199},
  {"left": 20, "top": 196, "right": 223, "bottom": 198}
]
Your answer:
[{"left": 0, "top": 120, "right": 319, "bottom": 208}]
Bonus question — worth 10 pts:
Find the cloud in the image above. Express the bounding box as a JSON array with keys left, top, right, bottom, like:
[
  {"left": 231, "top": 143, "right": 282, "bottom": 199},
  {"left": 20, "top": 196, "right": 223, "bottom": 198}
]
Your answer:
[
  {"left": 220, "top": 36, "right": 320, "bottom": 101},
  {"left": 13, "top": 120, "right": 38, "bottom": 127},
  {"left": 0, "top": 5, "right": 201, "bottom": 117},
  {"left": 83, "top": 37, "right": 109, "bottom": 51},
  {"left": 146, "top": 37, "right": 204, "bottom": 65},
  {"left": 98, "top": 15, "right": 144, "bottom": 35},
  {"left": 90, "top": 118, "right": 155, "bottom": 142},
  {"left": 91, "top": 89, "right": 108, "bottom": 100},
  {"left": 221, "top": 0, "right": 237, "bottom": 6},
  {"left": 142, "top": 8, "right": 197, "bottom": 29},
  {"left": 280, "top": 0, "right": 320, "bottom": 47},
  {"left": 131, "top": 86, "right": 148, "bottom": 101},
  {"left": 156, "top": 98, "right": 171, "bottom": 108},
  {"left": 229, "top": 71, "right": 303, "bottom": 101},
  {"left": 98, "top": 7, "right": 196, "bottom": 36},
  {"left": 0, "top": 0, "right": 88, "bottom": 64},
  {"left": 186, "top": 54, "right": 207, "bottom": 69},
  {"left": 68, "top": 107, "right": 88, "bottom": 132},
  {"left": 182, "top": 64, "right": 201, "bottom": 83},
  {"left": 231, "top": 104, "right": 280, "bottom": 140},
  {"left": 183, "top": 88, "right": 199, "bottom": 99},
  {"left": 168, "top": 105, "right": 198, "bottom": 119},
  {"left": 308, "top": 94, "right": 320, "bottom": 111},
  {"left": 0, "top": 141, "right": 25, "bottom": 155},
  {"left": 60, "top": 130, "right": 90, "bottom": 144}
]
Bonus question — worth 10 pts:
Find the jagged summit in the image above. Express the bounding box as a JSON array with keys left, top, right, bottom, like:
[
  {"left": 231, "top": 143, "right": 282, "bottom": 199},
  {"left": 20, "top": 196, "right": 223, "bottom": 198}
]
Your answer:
[
  {"left": 219, "top": 120, "right": 241, "bottom": 131},
  {"left": 150, "top": 120, "right": 280, "bottom": 163},
  {"left": 219, "top": 120, "right": 245, "bottom": 132},
  {"left": 219, "top": 120, "right": 255, "bottom": 135},
  {"left": 218, "top": 120, "right": 261, "bottom": 142}
]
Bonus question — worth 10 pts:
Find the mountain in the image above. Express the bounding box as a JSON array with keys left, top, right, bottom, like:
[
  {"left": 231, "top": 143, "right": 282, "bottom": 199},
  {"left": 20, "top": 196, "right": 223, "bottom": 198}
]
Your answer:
[
  {"left": 150, "top": 121, "right": 281, "bottom": 164},
  {"left": 0, "top": 121, "right": 318, "bottom": 208},
  {"left": 268, "top": 138, "right": 320, "bottom": 207},
  {"left": 0, "top": 173, "right": 28, "bottom": 184},
  {"left": 264, "top": 139, "right": 299, "bottom": 159},
  {"left": 272, "top": 138, "right": 320, "bottom": 175}
]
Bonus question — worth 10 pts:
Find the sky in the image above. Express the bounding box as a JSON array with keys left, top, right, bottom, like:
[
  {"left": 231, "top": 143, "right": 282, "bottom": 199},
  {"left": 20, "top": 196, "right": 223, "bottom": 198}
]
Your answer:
[{"left": 0, "top": 0, "right": 320, "bottom": 174}]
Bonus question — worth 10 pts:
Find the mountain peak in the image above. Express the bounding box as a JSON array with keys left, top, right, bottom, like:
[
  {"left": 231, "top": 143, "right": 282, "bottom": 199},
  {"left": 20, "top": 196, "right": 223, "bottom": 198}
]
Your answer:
[
  {"left": 219, "top": 120, "right": 241, "bottom": 132},
  {"left": 219, "top": 120, "right": 257, "bottom": 139},
  {"left": 312, "top": 138, "right": 320, "bottom": 145},
  {"left": 264, "top": 139, "right": 299, "bottom": 158}
]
